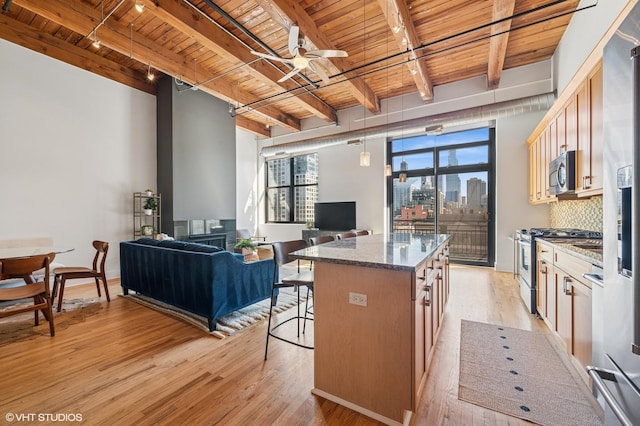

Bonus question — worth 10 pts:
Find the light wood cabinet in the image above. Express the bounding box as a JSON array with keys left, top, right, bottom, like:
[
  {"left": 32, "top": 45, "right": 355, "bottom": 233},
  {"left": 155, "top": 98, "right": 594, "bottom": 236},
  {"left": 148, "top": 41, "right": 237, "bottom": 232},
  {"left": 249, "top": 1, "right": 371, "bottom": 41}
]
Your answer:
[
  {"left": 312, "top": 239, "right": 450, "bottom": 424},
  {"left": 536, "top": 241, "right": 556, "bottom": 330},
  {"left": 535, "top": 241, "right": 593, "bottom": 385},
  {"left": 414, "top": 243, "right": 449, "bottom": 404},
  {"left": 577, "top": 63, "right": 603, "bottom": 196},
  {"left": 527, "top": 60, "right": 603, "bottom": 202}
]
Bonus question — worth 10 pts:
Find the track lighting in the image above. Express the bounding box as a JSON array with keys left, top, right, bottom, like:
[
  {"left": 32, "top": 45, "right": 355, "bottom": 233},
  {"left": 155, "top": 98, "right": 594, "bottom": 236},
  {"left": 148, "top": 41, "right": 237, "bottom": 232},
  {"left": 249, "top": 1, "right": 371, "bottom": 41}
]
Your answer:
[
  {"left": 92, "top": 30, "right": 101, "bottom": 49},
  {"left": 135, "top": 1, "right": 144, "bottom": 13},
  {"left": 147, "top": 63, "right": 155, "bottom": 81}
]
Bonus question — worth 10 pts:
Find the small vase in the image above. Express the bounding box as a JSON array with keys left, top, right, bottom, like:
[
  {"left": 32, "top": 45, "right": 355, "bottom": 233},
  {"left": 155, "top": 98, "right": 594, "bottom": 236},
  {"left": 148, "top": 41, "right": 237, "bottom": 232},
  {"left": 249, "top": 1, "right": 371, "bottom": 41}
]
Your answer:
[
  {"left": 145, "top": 190, "right": 153, "bottom": 196},
  {"left": 144, "top": 209, "right": 153, "bottom": 215}
]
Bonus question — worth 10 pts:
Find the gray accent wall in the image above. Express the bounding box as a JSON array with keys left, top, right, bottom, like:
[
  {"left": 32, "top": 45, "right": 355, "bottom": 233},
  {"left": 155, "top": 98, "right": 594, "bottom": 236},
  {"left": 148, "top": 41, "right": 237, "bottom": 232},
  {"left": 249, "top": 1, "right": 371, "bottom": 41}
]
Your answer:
[{"left": 157, "top": 77, "right": 236, "bottom": 234}]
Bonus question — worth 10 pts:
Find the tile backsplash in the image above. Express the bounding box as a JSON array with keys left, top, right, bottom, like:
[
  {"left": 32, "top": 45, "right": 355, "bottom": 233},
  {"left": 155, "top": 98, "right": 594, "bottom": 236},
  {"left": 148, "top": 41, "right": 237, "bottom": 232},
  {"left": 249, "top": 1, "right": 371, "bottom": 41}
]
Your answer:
[{"left": 550, "top": 196, "right": 603, "bottom": 232}]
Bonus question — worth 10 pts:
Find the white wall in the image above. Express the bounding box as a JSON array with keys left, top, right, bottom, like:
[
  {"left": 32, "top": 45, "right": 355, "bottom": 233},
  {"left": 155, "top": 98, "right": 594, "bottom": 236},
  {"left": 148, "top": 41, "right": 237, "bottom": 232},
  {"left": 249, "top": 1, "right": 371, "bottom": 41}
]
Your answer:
[
  {"left": 0, "top": 40, "right": 156, "bottom": 279},
  {"left": 553, "top": 0, "right": 629, "bottom": 94},
  {"left": 236, "top": 128, "right": 260, "bottom": 235},
  {"left": 494, "top": 112, "right": 550, "bottom": 271}
]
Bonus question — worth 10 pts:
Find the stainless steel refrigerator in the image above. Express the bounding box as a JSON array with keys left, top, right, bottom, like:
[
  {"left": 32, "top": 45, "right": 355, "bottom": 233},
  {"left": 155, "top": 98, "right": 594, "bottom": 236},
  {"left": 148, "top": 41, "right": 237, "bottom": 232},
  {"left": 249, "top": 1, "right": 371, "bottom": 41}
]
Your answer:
[{"left": 588, "top": 4, "right": 640, "bottom": 424}]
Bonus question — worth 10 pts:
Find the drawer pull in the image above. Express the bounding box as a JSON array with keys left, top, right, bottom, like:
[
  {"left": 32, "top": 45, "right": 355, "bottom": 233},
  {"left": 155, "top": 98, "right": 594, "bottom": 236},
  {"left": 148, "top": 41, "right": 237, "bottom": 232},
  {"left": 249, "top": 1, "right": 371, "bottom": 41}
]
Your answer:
[{"left": 563, "top": 276, "right": 572, "bottom": 295}]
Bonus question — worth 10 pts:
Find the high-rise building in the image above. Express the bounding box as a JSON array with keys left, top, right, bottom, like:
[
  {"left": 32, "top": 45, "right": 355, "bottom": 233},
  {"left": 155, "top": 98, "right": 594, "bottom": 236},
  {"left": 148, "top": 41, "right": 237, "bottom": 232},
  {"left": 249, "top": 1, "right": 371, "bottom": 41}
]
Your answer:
[
  {"left": 445, "top": 149, "right": 461, "bottom": 204},
  {"left": 467, "top": 177, "right": 487, "bottom": 211}
]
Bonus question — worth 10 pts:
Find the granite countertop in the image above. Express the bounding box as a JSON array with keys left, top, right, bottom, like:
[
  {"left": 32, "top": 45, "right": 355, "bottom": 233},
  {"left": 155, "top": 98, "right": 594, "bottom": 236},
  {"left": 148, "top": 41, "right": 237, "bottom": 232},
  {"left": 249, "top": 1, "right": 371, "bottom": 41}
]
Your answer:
[
  {"left": 290, "top": 233, "right": 451, "bottom": 271},
  {"left": 538, "top": 238, "right": 603, "bottom": 268}
]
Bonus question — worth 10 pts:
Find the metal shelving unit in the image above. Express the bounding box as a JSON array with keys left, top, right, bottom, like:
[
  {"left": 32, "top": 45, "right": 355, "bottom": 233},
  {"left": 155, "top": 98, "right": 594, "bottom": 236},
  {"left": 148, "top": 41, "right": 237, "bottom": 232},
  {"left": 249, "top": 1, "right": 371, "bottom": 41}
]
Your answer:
[{"left": 133, "top": 192, "right": 161, "bottom": 239}]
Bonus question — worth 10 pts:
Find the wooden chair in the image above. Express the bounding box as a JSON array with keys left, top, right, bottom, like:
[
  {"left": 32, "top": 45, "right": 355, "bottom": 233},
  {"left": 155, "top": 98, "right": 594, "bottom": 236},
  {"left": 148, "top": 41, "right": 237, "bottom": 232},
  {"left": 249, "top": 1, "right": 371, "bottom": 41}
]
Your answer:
[
  {"left": 309, "top": 235, "right": 335, "bottom": 246},
  {"left": 52, "top": 240, "right": 109, "bottom": 312},
  {"left": 0, "top": 253, "right": 56, "bottom": 336},
  {"left": 265, "top": 240, "right": 314, "bottom": 360},
  {"left": 335, "top": 231, "right": 357, "bottom": 240}
]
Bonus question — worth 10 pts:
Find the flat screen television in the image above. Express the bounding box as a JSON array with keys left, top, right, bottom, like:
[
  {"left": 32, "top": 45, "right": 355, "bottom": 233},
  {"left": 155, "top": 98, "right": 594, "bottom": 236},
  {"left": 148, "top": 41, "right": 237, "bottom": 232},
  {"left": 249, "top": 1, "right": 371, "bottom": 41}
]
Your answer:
[{"left": 314, "top": 202, "right": 356, "bottom": 231}]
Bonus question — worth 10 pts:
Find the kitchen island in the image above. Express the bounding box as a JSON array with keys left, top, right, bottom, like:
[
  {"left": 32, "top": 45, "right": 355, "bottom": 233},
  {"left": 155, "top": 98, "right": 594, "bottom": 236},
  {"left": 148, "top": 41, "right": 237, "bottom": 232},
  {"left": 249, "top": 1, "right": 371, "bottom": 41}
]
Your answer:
[{"left": 292, "top": 233, "right": 451, "bottom": 425}]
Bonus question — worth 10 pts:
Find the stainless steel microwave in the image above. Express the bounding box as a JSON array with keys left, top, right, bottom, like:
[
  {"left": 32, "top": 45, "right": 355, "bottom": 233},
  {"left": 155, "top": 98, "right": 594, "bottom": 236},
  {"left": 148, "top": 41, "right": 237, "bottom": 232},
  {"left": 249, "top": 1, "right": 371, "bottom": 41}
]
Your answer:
[{"left": 549, "top": 150, "right": 576, "bottom": 194}]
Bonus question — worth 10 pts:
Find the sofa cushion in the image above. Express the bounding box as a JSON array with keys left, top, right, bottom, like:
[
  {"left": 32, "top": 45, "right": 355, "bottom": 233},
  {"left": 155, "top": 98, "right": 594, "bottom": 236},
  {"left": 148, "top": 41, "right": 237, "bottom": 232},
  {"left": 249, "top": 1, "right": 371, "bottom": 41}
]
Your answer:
[
  {"left": 154, "top": 239, "right": 223, "bottom": 253},
  {"left": 135, "top": 238, "right": 161, "bottom": 246},
  {"left": 184, "top": 243, "right": 224, "bottom": 253}
]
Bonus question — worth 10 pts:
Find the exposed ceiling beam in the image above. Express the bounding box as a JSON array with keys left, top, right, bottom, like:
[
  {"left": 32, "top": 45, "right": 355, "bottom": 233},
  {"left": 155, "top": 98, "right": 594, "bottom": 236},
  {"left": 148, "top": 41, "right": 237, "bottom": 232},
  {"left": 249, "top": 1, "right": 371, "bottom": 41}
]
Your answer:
[
  {"left": 377, "top": 0, "right": 433, "bottom": 102},
  {"left": 487, "top": 0, "right": 516, "bottom": 89},
  {"left": 12, "top": 0, "right": 300, "bottom": 132},
  {"left": 235, "top": 115, "right": 270, "bottom": 138},
  {"left": 0, "top": 14, "right": 155, "bottom": 95},
  {"left": 262, "top": 0, "right": 381, "bottom": 114},
  {"left": 145, "top": 0, "right": 336, "bottom": 125}
]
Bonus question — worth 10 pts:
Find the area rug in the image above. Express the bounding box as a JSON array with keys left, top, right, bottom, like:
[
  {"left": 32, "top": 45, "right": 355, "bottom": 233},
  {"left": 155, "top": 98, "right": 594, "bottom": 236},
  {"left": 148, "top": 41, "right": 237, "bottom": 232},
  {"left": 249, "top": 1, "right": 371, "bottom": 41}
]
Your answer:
[
  {"left": 458, "top": 320, "right": 602, "bottom": 426},
  {"left": 0, "top": 298, "right": 102, "bottom": 346},
  {"left": 121, "top": 287, "right": 311, "bottom": 339}
]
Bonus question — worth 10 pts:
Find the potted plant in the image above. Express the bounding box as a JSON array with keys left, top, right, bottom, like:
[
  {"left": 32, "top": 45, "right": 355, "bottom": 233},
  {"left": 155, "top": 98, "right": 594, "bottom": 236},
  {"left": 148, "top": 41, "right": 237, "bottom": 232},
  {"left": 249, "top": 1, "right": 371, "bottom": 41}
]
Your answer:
[
  {"left": 141, "top": 225, "right": 155, "bottom": 236},
  {"left": 143, "top": 197, "right": 157, "bottom": 215},
  {"left": 234, "top": 238, "right": 258, "bottom": 255},
  {"left": 145, "top": 188, "right": 154, "bottom": 196}
]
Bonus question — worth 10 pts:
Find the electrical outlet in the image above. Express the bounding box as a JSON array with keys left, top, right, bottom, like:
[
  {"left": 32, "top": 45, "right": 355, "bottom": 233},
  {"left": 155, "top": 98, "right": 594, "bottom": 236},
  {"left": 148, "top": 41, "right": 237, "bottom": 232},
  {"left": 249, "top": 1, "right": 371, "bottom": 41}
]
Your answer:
[{"left": 349, "top": 292, "right": 367, "bottom": 307}]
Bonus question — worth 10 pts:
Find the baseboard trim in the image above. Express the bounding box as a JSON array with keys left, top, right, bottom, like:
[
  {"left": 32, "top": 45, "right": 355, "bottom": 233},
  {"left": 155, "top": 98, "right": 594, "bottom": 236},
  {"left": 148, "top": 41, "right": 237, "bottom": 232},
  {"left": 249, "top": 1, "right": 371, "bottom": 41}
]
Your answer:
[{"left": 311, "top": 388, "right": 411, "bottom": 426}]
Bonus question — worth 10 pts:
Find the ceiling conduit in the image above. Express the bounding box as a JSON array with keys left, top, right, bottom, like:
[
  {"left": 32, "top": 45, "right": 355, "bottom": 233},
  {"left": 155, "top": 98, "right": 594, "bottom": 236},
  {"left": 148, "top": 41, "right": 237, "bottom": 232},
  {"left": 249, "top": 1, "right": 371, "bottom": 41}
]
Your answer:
[{"left": 261, "top": 92, "right": 555, "bottom": 157}]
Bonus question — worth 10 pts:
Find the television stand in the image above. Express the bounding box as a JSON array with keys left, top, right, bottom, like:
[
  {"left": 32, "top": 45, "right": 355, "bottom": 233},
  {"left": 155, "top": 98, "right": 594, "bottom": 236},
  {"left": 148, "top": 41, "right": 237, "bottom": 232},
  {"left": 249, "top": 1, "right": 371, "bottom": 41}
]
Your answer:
[{"left": 302, "top": 229, "right": 348, "bottom": 244}]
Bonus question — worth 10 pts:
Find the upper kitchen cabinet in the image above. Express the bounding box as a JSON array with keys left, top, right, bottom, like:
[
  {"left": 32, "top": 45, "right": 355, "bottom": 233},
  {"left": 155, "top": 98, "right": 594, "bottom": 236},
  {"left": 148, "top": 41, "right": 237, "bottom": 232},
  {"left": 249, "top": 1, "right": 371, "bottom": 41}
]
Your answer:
[
  {"left": 527, "top": 60, "right": 604, "bottom": 204},
  {"left": 578, "top": 63, "right": 603, "bottom": 196}
]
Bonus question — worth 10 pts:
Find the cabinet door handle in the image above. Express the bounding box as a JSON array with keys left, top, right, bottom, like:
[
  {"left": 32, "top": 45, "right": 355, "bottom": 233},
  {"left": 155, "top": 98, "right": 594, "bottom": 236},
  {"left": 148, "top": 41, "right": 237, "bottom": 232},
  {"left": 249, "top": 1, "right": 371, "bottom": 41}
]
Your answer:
[
  {"left": 563, "top": 276, "right": 572, "bottom": 295},
  {"left": 417, "top": 270, "right": 427, "bottom": 282},
  {"left": 425, "top": 284, "right": 431, "bottom": 307},
  {"left": 540, "top": 260, "right": 547, "bottom": 274}
]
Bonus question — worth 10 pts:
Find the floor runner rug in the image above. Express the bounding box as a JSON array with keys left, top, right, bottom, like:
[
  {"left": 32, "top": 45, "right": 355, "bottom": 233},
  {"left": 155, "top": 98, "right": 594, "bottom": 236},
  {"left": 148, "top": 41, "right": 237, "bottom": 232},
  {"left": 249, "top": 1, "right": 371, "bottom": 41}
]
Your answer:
[{"left": 458, "top": 320, "right": 602, "bottom": 425}]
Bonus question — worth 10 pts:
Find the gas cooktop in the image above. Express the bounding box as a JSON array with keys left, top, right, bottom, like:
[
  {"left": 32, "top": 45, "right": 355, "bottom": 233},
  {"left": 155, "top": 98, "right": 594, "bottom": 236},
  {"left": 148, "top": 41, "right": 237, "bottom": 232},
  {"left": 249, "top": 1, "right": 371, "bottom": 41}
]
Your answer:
[{"left": 529, "top": 228, "right": 603, "bottom": 239}]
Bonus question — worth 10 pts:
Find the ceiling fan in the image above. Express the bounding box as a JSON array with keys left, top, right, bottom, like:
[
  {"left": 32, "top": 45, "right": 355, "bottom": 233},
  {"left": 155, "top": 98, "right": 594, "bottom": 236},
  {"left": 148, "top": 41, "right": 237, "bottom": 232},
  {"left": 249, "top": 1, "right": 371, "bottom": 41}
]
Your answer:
[{"left": 250, "top": 25, "right": 348, "bottom": 85}]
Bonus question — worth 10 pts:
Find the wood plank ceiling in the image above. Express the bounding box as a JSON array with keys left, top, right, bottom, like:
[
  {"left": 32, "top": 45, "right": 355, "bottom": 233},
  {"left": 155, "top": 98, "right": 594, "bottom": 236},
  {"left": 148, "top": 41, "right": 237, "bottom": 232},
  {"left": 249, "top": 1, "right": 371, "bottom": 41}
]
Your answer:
[{"left": 0, "top": 0, "right": 581, "bottom": 138}]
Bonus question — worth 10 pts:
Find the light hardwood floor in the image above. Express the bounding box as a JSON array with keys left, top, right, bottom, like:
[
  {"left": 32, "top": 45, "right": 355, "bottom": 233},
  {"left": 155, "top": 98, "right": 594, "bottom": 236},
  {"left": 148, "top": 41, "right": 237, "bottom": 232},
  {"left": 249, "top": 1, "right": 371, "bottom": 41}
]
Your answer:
[{"left": 1, "top": 266, "right": 551, "bottom": 425}]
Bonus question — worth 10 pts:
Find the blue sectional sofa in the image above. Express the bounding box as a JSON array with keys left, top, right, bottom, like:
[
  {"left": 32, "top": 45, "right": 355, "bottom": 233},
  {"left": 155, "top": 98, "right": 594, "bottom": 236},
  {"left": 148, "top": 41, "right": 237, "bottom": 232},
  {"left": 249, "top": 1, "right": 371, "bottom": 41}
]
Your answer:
[{"left": 120, "top": 238, "right": 277, "bottom": 331}]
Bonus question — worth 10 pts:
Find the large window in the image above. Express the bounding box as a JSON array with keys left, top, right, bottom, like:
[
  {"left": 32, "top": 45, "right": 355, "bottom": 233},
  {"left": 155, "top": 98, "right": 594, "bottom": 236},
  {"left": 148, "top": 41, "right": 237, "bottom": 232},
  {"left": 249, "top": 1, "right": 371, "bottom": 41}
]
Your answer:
[
  {"left": 266, "top": 153, "right": 318, "bottom": 223},
  {"left": 388, "top": 128, "right": 495, "bottom": 266}
]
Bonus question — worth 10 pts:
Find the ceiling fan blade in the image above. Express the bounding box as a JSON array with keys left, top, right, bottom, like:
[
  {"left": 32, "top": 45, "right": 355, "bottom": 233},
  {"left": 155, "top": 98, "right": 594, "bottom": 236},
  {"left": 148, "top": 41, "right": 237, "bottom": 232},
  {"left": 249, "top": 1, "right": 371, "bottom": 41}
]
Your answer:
[
  {"left": 277, "top": 67, "right": 302, "bottom": 83},
  {"left": 250, "top": 50, "right": 294, "bottom": 64},
  {"left": 308, "top": 61, "right": 330, "bottom": 85},
  {"left": 305, "top": 49, "right": 348, "bottom": 59},
  {"left": 288, "top": 25, "right": 300, "bottom": 56}
]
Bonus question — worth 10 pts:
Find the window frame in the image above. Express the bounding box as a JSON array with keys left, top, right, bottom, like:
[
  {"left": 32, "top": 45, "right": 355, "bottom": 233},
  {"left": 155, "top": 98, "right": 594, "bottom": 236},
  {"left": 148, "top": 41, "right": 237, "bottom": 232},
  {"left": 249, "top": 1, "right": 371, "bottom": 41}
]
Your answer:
[{"left": 265, "top": 153, "right": 319, "bottom": 224}]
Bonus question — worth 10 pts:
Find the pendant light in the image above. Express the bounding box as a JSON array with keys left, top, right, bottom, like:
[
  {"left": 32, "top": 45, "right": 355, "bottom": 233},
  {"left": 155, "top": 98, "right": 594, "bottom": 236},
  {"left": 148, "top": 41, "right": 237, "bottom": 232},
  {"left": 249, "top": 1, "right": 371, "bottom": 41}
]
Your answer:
[
  {"left": 384, "top": 4, "right": 392, "bottom": 177},
  {"left": 398, "top": 39, "right": 407, "bottom": 184},
  {"left": 359, "top": 0, "right": 370, "bottom": 167}
]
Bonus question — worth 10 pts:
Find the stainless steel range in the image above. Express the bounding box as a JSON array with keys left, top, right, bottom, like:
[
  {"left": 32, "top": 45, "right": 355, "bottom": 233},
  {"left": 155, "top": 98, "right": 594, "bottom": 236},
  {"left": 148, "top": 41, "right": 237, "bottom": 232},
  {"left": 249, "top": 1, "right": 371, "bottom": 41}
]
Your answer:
[{"left": 514, "top": 227, "right": 602, "bottom": 314}]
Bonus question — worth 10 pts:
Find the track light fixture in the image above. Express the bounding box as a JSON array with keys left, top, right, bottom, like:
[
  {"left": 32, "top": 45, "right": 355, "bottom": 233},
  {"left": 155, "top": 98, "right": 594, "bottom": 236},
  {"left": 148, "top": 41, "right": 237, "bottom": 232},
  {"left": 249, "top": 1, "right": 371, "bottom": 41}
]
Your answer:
[
  {"left": 134, "top": 0, "right": 144, "bottom": 13},
  {"left": 147, "top": 63, "right": 155, "bottom": 81},
  {"left": 92, "top": 30, "right": 101, "bottom": 49}
]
